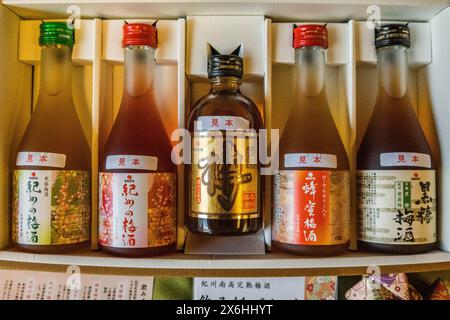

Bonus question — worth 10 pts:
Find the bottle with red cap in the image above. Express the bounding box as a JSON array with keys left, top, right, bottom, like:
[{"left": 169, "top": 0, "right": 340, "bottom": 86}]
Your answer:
[
  {"left": 99, "top": 22, "right": 177, "bottom": 257},
  {"left": 272, "top": 24, "right": 350, "bottom": 256}
]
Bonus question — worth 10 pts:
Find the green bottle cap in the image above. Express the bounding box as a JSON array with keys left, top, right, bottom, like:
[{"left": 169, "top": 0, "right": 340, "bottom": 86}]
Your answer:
[{"left": 39, "top": 22, "right": 75, "bottom": 49}]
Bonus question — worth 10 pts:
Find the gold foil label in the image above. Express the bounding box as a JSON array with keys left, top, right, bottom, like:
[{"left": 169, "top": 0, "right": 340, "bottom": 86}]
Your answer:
[{"left": 190, "top": 131, "right": 259, "bottom": 219}]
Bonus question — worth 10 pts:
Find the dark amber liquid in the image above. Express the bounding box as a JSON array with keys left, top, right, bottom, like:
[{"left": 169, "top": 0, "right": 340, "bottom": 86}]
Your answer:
[
  {"left": 187, "top": 79, "right": 263, "bottom": 235},
  {"left": 358, "top": 90, "right": 436, "bottom": 254},
  {"left": 99, "top": 48, "right": 176, "bottom": 257},
  {"left": 14, "top": 46, "right": 90, "bottom": 253},
  {"left": 273, "top": 91, "right": 350, "bottom": 256}
]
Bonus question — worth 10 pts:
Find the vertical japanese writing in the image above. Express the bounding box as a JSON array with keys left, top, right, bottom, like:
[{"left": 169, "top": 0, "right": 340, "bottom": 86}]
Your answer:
[
  {"left": 26, "top": 172, "right": 41, "bottom": 243},
  {"left": 121, "top": 175, "right": 138, "bottom": 247},
  {"left": 303, "top": 172, "right": 317, "bottom": 242}
]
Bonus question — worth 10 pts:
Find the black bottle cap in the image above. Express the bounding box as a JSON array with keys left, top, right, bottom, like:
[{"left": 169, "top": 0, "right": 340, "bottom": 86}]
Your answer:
[
  {"left": 375, "top": 24, "right": 410, "bottom": 49},
  {"left": 207, "top": 45, "right": 243, "bottom": 79}
]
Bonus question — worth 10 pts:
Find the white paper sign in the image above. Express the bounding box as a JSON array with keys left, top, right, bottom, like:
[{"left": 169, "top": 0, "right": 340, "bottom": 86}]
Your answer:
[
  {"left": 0, "top": 270, "right": 153, "bottom": 300},
  {"left": 195, "top": 116, "right": 250, "bottom": 131},
  {"left": 380, "top": 152, "right": 431, "bottom": 168},
  {"left": 284, "top": 153, "right": 337, "bottom": 168},
  {"left": 17, "top": 152, "right": 66, "bottom": 168},
  {"left": 193, "top": 277, "right": 337, "bottom": 300},
  {"left": 106, "top": 155, "right": 158, "bottom": 171}
]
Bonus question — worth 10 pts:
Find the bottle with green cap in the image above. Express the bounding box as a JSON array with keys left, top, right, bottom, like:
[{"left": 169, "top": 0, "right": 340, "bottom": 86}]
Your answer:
[
  {"left": 12, "top": 22, "right": 91, "bottom": 253},
  {"left": 357, "top": 24, "right": 436, "bottom": 254}
]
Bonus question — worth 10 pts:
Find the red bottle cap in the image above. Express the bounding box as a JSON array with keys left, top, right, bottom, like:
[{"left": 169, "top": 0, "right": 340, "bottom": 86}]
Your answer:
[
  {"left": 293, "top": 24, "right": 328, "bottom": 49},
  {"left": 122, "top": 23, "right": 157, "bottom": 48}
]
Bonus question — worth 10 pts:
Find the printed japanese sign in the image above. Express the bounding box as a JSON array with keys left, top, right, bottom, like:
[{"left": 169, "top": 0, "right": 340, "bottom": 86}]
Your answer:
[
  {"left": 0, "top": 270, "right": 153, "bottom": 300},
  {"left": 193, "top": 277, "right": 337, "bottom": 300}
]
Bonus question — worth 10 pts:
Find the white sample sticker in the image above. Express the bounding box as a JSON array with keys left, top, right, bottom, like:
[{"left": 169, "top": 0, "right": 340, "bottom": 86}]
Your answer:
[
  {"left": 106, "top": 155, "right": 158, "bottom": 171},
  {"left": 195, "top": 116, "right": 250, "bottom": 131},
  {"left": 0, "top": 270, "right": 153, "bottom": 300},
  {"left": 380, "top": 152, "right": 431, "bottom": 168},
  {"left": 284, "top": 153, "right": 337, "bottom": 169},
  {"left": 16, "top": 152, "right": 66, "bottom": 168},
  {"left": 193, "top": 277, "right": 337, "bottom": 300}
]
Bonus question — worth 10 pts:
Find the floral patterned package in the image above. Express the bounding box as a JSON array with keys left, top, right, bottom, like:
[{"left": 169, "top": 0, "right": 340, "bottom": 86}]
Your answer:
[
  {"left": 345, "top": 273, "right": 422, "bottom": 300},
  {"left": 426, "top": 279, "right": 450, "bottom": 300},
  {"left": 304, "top": 276, "right": 337, "bottom": 300}
]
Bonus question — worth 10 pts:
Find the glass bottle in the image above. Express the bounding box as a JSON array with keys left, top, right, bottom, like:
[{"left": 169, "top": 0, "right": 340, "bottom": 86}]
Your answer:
[
  {"left": 357, "top": 24, "right": 436, "bottom": 254},
  {"left": 99, "top": 23, "right": 177, "bottom": 257},
  {"left": 272, "top": 25, "right": 350, "bottom": 256},
  {"left": 12, "top": 22, "right": 91, "bottom": 253},
  {"left": 187, "top": 49, "right": 263, "bottom": 235}
]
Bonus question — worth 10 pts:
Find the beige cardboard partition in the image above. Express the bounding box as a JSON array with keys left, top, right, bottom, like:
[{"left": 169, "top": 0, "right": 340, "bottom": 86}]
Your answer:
[{"left": 1, "top": 1, "right": 450, "bottom": 276}]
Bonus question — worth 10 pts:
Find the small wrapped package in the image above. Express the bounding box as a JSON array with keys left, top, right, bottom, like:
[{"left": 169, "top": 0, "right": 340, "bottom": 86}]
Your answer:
[
  {"left": 426, "top": 279, "right": 450, "bottom": 300},
  {"left": 345, "top": 273, "right": 422, "bottom": 300}
]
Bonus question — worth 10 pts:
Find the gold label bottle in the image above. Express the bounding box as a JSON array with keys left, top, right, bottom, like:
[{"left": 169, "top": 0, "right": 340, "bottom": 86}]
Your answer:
[{"left": 187, "top": 47, "right": 263, "bottom": 235}]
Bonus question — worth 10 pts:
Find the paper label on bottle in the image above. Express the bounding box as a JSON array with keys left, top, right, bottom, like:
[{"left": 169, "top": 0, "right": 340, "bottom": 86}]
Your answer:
[
  {"left": 106, "top": 155, "right": 158, "bottom": 171},
  {"left": 195, "top": 116, "right": 250, "bottom": 131},
  {"left": 12, "top": 170, "right": 90, "bottom": 245},
  {"left": 272, "top": 170, "right": 350, "bottom": 245},
  {"left": 16, "top": 152, "right": 66, "bottom": 168},
  {"left": 0, "top": 270, "right": 154, "bottom": 300},
  {"left": 193, "top": 276, "right": 337, "bottom": 300},
  {"left": 380, "top": 152, "right": 431, "bottom": 168},
  {"left": 284, "top": 153, "right": 337, "bottom": 169},
  {"left": 357, "top": 170, "right": 436, "bottom": 245},
  {"left": 99, "top": 172, "right": 176, "bottom": 248},
  {"left": 190, "top": 131, "right": 259, "bottom": 219}
]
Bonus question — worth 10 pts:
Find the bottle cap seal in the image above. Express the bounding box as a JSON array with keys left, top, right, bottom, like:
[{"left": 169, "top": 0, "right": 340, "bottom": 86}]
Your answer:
[
  {"left": 39, "top": 22, "right": 75, "bottom": 49},
  {"left": 208, "top": 54, "right": 243, "bottom": 79},
  {"left": 375, "top": 24, "right": 410, "bottom": 49},
  {"left": 122, "top": 23, "right": 157, "bottom": 48},
  {"left": 293, "top": 24, "right": 328, "bottom": 49}
]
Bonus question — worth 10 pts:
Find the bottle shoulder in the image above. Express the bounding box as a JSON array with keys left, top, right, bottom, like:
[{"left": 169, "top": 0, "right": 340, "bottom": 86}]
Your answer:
[
  {"left": 357, "top": 95, "right": 435, "bottom": 169},
  {"left": 278, "top": 98, "right": 349, "bottom": 169}
]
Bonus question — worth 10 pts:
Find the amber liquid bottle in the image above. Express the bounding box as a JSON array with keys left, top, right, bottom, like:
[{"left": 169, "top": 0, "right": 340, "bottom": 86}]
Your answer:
[
  {"left": 272, "top": 25, "right": 350, "bottom": 256},
  {"left": 99, "top": 23, "right": 177, "bottom": 257},
  {"left": 357, "top": 24, "right": 436, "bottom": 254},
  {"left": 187, "top": 51, "right": 263, "bottom": 235},
  {"left": 12, "top": 22, "right": 90, "bottom": 253}
]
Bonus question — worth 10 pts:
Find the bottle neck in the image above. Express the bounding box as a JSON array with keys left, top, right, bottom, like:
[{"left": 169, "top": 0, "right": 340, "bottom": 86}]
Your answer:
[
  {"left": 124, "top": 45, "right": 156, "bottom": 98},
  {"left": 377, "top": 45, "right": 409, "bottom": 99},
  {"left": 39, "top": 45, "right": 73, "bottom": 97},
  {"left": 294, "top": 46, "right": 326, "bottom": 98},
  {"left": 209, "top": 76, "right": 241, "bottom": 93}
]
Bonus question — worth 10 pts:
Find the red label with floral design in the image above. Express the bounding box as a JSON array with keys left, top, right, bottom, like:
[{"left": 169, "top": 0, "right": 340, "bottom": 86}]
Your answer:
[
  {"left": 272, "top": 170, "right": 350, "bottom": 245},
  {"left": 99, "top": 172, "right": 176, "bottom": 248}
]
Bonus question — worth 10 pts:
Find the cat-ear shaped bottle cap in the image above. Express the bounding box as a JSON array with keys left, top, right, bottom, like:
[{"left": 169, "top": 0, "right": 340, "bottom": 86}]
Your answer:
[{"left": 207, "top": 45, "right": 243, "bottom": 79}]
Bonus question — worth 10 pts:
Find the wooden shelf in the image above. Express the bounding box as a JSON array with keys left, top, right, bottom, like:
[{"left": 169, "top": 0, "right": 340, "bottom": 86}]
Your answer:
[{"left": 1, "top": 248, "right": 450, "bottom": 277}]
